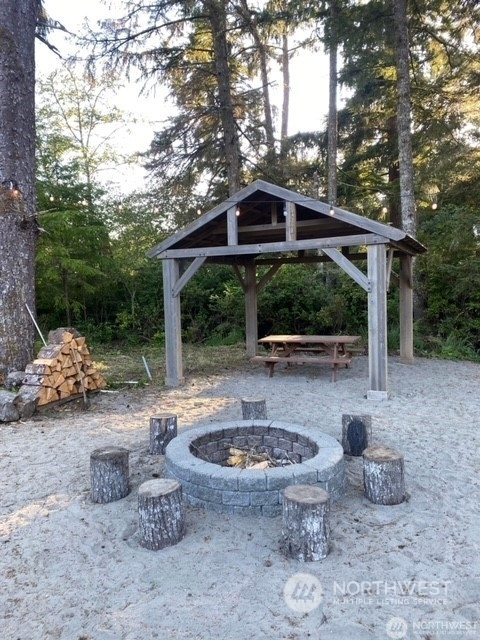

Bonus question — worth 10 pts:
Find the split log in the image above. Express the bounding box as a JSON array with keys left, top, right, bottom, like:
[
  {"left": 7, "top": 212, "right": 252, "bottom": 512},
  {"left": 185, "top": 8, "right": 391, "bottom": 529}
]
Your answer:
[
  {"left": 342, "top": 414, "right": 372, "bottom": 456},
  {"left": 4, "top": 371, "right": 26, "bottom": 390},
  {"left": 14, "top": 387, "right": 38, "bottom": 419},
  {"left": 241, "top": 397, "right": 267, "bottom": 420},
  {"left": 363, "top": 445, "right": 405, "bottom": 505},
  {"left": 47, "top": 327, "right": 81, "bottom": 344},
  {"left": 90, "top": 447, "right": 130, "bottom": 504},
  {"left": 281, "top": 484, "right": 330, "bottom": 562},
  {"left": 138, "top": 479, "right": 185, "bottom": 550},
  {"left": 0, "top": 390, "right": 20, "bottom": 422},
  {"left": 149, "top": 414, "right": 178, "bottom": 455},
  {"left": 25, "top": 362, "right": 51, "bottom": 375}
]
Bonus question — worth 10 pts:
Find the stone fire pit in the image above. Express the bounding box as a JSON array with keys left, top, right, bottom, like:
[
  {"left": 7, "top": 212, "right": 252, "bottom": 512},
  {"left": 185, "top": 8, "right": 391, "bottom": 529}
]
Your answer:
[{"left": 165, "top": 420, "right": 345, "bottom": 516}]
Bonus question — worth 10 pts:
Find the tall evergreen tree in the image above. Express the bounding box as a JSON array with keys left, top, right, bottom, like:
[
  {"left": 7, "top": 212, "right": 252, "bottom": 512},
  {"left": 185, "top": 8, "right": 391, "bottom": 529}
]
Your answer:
[{"left": 0, "top": 0, "right": 39, "bottom": 378}]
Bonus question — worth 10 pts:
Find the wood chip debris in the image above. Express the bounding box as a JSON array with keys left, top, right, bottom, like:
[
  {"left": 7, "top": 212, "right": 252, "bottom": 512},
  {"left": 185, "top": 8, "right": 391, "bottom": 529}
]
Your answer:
[{"left": 226, "top": 446, "right": 295, "bottom": 469}]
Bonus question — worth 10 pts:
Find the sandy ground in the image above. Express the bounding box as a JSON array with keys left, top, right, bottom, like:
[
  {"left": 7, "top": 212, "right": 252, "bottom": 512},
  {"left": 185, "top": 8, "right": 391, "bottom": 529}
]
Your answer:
[{"left": 1, "top": 355, "right": 479, "bottom": 640}]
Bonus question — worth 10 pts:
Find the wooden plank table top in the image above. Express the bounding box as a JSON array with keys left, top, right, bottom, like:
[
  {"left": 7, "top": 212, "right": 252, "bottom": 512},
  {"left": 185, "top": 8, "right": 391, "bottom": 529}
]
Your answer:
[
  {"left": 254, "top": 335, "right": 362, "bottom": 381},
  {"left": 258, "top": 335, "right": 361, "bottom": 346}
]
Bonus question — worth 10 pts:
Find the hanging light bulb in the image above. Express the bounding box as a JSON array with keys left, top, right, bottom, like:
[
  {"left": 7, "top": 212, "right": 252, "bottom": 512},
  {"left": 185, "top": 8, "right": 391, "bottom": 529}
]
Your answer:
[
  {"left": 431, "top": 202, "right": 438, "bottom": 210},
  {"left": 235, "top": 207, "right": 240, "bottom": 217},
  {"left": 329, "top": 204, "right": 335, "bottom": 216}
]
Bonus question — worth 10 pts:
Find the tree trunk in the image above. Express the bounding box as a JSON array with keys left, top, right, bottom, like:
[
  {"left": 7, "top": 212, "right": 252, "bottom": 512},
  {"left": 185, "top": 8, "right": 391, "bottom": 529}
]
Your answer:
[
  {"left": 238, "top": 0, "right": 275, "bottom": 159},
  {"left": 280, "top": 33, "right": 290, "bottom": 148},
  {"left": 392, "top": 0, "right": 416, "bottom": 238},
  {"left": 205, "top": 0, "right": 242, "bottom": 195},
  {"left": 327, "top": 0, "right": 339, "bottom": 206},
  {"left": 0, "top": 0, "right": 38, "bottom": 379}
]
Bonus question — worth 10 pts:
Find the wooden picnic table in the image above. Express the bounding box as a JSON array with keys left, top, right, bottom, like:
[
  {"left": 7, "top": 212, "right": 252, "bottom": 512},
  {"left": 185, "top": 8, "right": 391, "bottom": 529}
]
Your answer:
[{"left": 251, "top": 334, "right": 362, "bottom": 382}]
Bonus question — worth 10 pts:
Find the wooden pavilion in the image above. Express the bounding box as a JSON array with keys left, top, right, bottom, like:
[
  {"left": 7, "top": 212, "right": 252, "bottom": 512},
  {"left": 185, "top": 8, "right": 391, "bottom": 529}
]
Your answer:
[{"left": 148, "top": 180, "right": 426, "bottom": 399}]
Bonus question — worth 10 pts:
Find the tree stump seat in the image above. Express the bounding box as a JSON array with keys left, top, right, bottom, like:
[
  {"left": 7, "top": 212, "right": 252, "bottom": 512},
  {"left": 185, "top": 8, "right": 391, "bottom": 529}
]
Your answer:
[
  {"left": 342, "top": 414, "right": 372, "bottom": 456},
  {"left": 281, "top": 484, "right": 330, "bottom": 562},
  {"left": 149, "top": 414, "right": 178, "bottom": 455},
  {"left": 241, "top": 397, "right": 267, "bottom": 420},
  {"left": 90, "top": 446, "right": 130, "bottom": 504},
  {"left": 363, "top": 445, "right": 405, "bottom": 505},
  {"left": 138, "top": 478, "right": 185, "bottom": 550}
]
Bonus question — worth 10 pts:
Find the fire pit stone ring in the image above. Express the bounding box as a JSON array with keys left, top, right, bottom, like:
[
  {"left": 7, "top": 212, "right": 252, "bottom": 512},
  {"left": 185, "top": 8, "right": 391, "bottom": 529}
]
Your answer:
[{"left": 165, "top": 420, "right": 345, "bottom": 516}]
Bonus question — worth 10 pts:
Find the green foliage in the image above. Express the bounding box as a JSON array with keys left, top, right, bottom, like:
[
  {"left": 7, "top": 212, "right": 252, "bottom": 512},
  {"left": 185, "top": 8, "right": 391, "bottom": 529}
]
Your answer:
[{"left": 416, "top": 204, "right": 480, "bottom": 354}]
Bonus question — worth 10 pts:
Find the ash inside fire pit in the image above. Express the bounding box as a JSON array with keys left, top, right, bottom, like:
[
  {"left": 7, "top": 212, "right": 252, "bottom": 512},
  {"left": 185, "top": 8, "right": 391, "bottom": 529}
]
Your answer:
[{"left": 165, "top": 420, "right": 345, "bottom": 516}]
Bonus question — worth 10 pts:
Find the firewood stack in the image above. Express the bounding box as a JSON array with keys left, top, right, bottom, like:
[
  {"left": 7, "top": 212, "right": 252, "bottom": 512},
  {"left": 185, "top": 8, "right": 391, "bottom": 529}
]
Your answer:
[{"left": 17, "top": 328, "right": 107, "bottom": 407}]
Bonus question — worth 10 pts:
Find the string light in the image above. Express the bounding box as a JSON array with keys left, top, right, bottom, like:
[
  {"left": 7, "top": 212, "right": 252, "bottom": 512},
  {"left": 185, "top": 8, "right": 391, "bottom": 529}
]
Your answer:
[
  {"left": 235, "top": 207, "right": 240, "bottom": 217},
  {"left": 431, "top": 202, "right": 438, "bottom": 210},
  {"left": 329, "top": 204, "right": 335, "bottom": 216}
]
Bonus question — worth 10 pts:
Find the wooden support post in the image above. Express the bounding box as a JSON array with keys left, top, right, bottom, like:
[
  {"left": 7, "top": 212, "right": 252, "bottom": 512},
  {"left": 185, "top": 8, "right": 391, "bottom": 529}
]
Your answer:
[
  {"left": 138, "top": 479, "right": 185, "bottom": 550},
  {"left": 367, "top": 244, "right": 388, "bottom": 400},
  {"left": 341, "top": 414, "right": 372, "bottom": 456},
  {"left": 399, "top": 254, "right": 414, "bottom": 363},
  {"left": 285, "top": 201, "right": 297, "bottom": 241},
  {"left": 149, "top": 414, "right": 178, "bottom": 455},
  {"left": 241, "top": 397, "right": 267, "bottom": 420},
  {"left": 281, "top": 485, "right": 330, "bottom": 562},
  {"left": 227, "top": 205, "right": 238, "bottom": 245},
  {"left": 245, "top": 261, "right": 258, "bottom": 357},
  {"left": 163, "top": 259, "right": 184, "bottom": 386},
  {"left": 90, "top": 447, "right": 130, "bottom": 504},
  {"left": 363, "top": 445, "right": 405, "bottom": 505}
]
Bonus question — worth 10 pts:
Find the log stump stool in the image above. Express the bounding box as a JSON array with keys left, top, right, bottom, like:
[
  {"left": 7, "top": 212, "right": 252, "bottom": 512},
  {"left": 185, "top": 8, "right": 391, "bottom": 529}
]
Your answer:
[
  {"left": 241, "top": 397, "right": 267, "bottom": 420},
  {"left": 149, "top": 414, "right": 178, "bottom": 455},
  {"left": 363, "top": 445, "right": 405, "bottom": 505},
  {"left": 281, "top": 485, "right": 330, "bottom": 562},
  {"left": 138, "top": 478, "right": 185, "bottom": 550},
  {"left": 90, "top": 446, "right": 130, "bottom": 504},
  {"left": 342, "top": 414, "right": 372, "bottom": 456}
]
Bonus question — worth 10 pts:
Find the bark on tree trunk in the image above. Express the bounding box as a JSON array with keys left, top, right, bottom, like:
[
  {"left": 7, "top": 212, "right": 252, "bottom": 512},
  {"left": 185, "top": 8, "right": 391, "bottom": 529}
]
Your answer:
[
  {"left": 90, "top": 447, "right": 130, "bottom": 503},
  {"left": 241, "top": 397, "right": 267, "bottom": 420},
  {"left": 205, "top": 0, "right": 242, "bottom": 195},
  {"left": 0, "top": 0, "right": 38, "bottom": 379},
  {"left": 281, "top": 484, "right": 330, "bottom": 562},
  {"left": 138, "top": 479, "right": 185, "bottom": 550},
  {"left": 238, "top": 0, "right": 275, "bottom": 159},
  {"left": 392, "top": 0, "right": 416, "bottom": 238},
  {"left": 327, "top": 0, "right": 339, "bottom": 206},
  {"left": 363, "top": 445, "right": 405, "bottom": 505},
  {"left": 149, "top": 414, "right": 178, "bottom": 455},
  {"left": 280, "top": 34, "right": 290, "bottom": 152}
]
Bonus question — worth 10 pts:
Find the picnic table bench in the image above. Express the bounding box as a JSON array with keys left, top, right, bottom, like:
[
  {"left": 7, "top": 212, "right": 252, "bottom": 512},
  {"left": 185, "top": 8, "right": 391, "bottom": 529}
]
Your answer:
[{"left": 251, "top": 334, "right": 362, "bottom": 382}]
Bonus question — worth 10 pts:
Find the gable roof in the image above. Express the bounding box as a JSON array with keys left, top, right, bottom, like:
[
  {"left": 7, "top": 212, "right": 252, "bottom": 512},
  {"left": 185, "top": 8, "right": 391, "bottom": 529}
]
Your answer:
[{"left": 148, "top": 180, "right": 426, "bottom": 260}]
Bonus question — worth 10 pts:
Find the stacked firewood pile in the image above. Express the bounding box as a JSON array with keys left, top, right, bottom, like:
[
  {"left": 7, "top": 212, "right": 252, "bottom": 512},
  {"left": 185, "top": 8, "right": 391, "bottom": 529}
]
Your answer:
[
  {"left": 227, "top": 446, "right": 295, "bottom": 469},
  {"left": 17, "top": 328, "right": 107, "bottom": 407}
]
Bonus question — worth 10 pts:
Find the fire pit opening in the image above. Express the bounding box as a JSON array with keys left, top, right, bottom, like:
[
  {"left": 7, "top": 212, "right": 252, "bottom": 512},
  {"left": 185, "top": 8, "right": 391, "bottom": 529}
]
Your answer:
[
  {"left": 190, "top": 425, "right": 318, "bottom": 469},
  {"left": 165, "top": 420, "right": 345, "bottom": 517}
]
